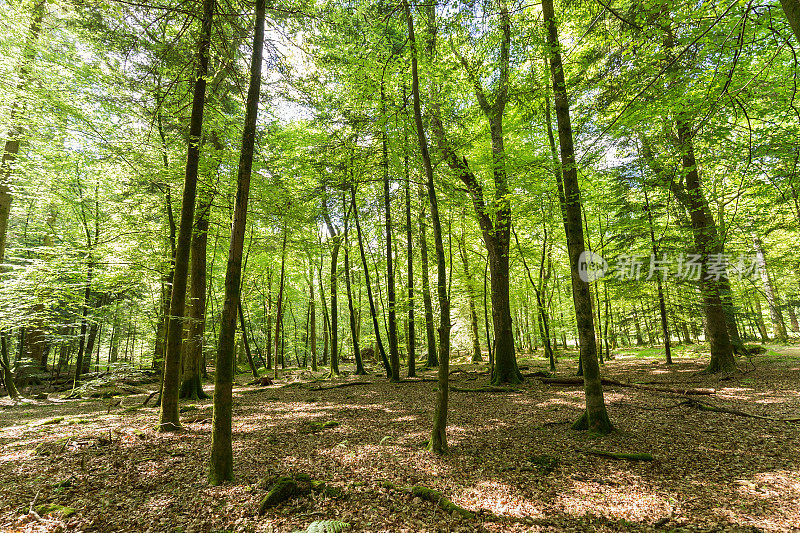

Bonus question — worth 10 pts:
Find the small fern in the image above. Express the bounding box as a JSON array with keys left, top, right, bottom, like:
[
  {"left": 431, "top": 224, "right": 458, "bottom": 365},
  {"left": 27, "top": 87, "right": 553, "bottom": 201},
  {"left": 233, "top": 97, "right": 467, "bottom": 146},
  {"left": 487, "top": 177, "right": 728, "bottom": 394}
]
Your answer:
[{"left": 293, "top": 520, "right": 349, "bottom": 533}]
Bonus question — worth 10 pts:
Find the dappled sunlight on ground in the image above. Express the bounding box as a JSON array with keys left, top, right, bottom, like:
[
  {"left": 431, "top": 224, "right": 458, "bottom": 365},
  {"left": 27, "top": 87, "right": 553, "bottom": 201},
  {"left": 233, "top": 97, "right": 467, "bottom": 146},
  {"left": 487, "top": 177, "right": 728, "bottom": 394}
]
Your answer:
[{"left": 1, "top": 350, "right": 799, "bottom": 532}]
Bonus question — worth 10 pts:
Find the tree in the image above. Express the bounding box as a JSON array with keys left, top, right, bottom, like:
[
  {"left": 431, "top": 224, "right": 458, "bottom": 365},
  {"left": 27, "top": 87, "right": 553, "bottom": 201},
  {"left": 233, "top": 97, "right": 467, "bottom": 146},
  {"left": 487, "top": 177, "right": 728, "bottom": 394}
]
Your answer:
[
  {"left": 158, "top": 0, "right": 216, "bottom": 431},
  {"left": 542, "top": 0, "right": 612, "bottom": 434},
  {"left": 209, "top": 0, "right": 266, "bottom": 484},
  {"left": 402, "top": 0, "right": 451, "bottom": 453}
]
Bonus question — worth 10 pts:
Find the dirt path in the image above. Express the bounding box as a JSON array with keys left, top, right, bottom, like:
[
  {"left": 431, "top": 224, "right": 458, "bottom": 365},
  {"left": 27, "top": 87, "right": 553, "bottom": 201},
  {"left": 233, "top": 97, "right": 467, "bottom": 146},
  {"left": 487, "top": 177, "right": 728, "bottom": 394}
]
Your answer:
[{"left": 1, "top": 348, "right": 798, "bottom": 532}]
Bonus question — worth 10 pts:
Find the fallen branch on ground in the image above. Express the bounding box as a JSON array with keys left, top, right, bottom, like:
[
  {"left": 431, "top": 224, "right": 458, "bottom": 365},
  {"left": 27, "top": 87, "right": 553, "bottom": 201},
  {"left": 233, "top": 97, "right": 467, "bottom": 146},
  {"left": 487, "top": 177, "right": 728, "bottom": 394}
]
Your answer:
[
  {"left": 450, "top": 386, "right": 523, "bottom": 393},
  {"left": 540, "top": 377, "right": 715, "bottom": 395},
  {"left": 308, "top": 381, "right": 373, "bottom": 391},
  {"left": 141, "top": 390, "right": 159, "bottom": 407},
  {"left": 680, "top": 399, "right": 800, "bottom": 422},
  {"left": 585, "top": 450, "right": 654, "bottom": 461}
]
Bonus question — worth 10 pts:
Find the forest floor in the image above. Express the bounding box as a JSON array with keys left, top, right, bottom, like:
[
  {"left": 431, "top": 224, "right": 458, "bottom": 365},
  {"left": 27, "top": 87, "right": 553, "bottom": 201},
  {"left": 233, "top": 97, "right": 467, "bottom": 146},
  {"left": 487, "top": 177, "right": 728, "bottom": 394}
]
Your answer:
[{"left": 1, "top": 345, "right": 799, "bottom": 533}]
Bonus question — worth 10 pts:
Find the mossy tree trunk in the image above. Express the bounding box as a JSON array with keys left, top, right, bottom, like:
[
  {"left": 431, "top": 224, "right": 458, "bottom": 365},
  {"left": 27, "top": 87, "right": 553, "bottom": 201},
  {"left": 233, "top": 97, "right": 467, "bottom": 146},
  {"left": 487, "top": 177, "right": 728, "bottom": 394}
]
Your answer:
[
  {"left": 180, "top": 186, "right": 212, "bottom": 400},
  {"left": 209, "top": 0, "right": 265, "bottom": 484}
]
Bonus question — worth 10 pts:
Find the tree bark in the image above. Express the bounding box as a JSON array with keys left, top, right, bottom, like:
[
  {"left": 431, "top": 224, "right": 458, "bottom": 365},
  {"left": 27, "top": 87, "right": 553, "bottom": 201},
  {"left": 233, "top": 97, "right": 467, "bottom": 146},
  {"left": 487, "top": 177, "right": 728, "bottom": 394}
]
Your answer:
[
  {"left": 405, "top": 132, "right": 417, "bottom": 377},
  {"left": 781, "top": 0, "right": 800, "bottom": 46},
  {"left": 0, "top": 0, "right": 45, "bottom": 264},
  {"left": 402, "top": 0, "right": 451, "bottom": 453},
  {"left": 380, "top": 83, "right": 400, "bottom": 382},
  {"left": 343, "top": 198, "right": 366, "bottom": 375},
  {"left": 457, "top": 226, "right": 482, "bottom": 363},
  {"left": 430, "top": 3, "right": 520, "bottom": 386},
  {"left": 418, "top": 187, "right": 438, "bottom": 367},
  {"left": 674, "top": 120, "right": 736, "bottom": 373},
  {"left": 542, "top": 0, "right": 612, "bottom": 434},
  {"left": 209, "top": 0, "right": 264, "bottom": 484},
  {"left": 179, "top": 188, "right": 211, "bottom": 400},
  {"left": 159, "top": 0, "right": 215, "bottom": 432},
  {"left": 322, "top": 193, "right": 342, "bottom": 376},
  {"left": 752, "top": 234, "right": 788, "bottom": 342},
  {"left": 351, "top": 185, "right": 392, "bottom": 376}
]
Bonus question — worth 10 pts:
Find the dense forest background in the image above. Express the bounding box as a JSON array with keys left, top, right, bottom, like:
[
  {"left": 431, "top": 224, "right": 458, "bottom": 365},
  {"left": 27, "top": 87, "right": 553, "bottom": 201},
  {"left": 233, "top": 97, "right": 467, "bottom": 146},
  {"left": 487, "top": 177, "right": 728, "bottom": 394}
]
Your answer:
[{"left": 2, "top": 0, "right": 800, "bottom": 512}]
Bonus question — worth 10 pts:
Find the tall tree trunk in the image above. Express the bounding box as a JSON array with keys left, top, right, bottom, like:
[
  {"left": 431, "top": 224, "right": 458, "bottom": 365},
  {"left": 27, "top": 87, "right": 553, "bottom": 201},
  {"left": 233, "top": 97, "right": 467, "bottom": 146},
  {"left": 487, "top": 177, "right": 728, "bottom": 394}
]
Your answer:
[
  {"left": 457, "top": 226, "right": 482, "bottom": 362},
  {"left": 0, "top": 0, "right": 45, "bottom": 264},
  {"left": 209, "top": 0, "right": 264, "bottom": 484},
  {"left": 643, "top": 187, "right": 672, "bottom": 364},
  {"left": 179, "top": 189, "right": 211, "bottom": 400},
  {"left": 274, "top": 229, "right": 288, "bottom": 377},
  {"left": 752, "top": 234, "right": 788, "bottom": 342},
  {"left": 343, "top": 199, "right": 365, "bottom": 375},
  {"left": 153, "top": 112, "right": 177, "bottom": 373},
  {"left": 542, "top": 0, "right": 612, "bottom": 434},
  {"left": 351, "top": 186, "right": 392, "bottom": 376},
  {"left": 322, "top": 195, "right": 342, "bottom": 376},
  {"left": 381, "top": 83, "right": 400, "bottom": 382},
  {"left": 159, "top": 0, "right": 215, "bottom": 432},
  {"left": 418, "top": 187, "right": 438, "bottom": 367},
  {"left": 430, "top": 3, "right": 519, "bottom": 386},
  {"left": 674, "top": 120, "right": 736, "bottom": 373},
  {"left": 403, "top": 0, "right": 451, "bottom": 453},
  {"left": 405, "top": 134, "right": 416, "bottom": 377},
  {"left": 309, "top": 263, "right": 317, "bottom": 371}
]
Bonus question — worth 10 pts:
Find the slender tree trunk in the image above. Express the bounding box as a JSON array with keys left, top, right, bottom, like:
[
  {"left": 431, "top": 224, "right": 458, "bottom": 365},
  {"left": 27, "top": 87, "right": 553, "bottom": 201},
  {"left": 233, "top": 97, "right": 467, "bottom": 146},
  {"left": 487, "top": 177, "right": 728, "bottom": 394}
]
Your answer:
[
  {"left": 208, "top": 0, "right": 264, "bottom": 484},
  {"left": 179, "top": 189, "right": 211, "bottom": 400},
  {"left": 274, "top": 229, "right": 288, "bottom": 378},
  {"left": 643, "top": 188, "right": 672, "bottom": 364},
  {"left": 351, "top": 186, "right": 391, "bottom": 376},
  {"left": 1, "top": 333, "right": 18, "bottom": 399},
  {"left": 405, "top": 137, "right": 417, "bottom": 377},
  {"left": 380, "top": 83, "right": 400, "bottom": 382},
  {"left": 343, "top": 199, "right": 365, "bottom": 375},
  {"left": 403, "top": 0, "right": 450, "bottom": 453},
  {"left": 309, "top": 264, "right": 317, "bottom": 371},
  {"left": 457, "top": 227, "right": 482, "bottom": 362},
  {"left": 238, "top": 300, "right": 258, "bottom": 377},
  {"left": 322, "top": 197, "right": 342, "bottom": 376},
  {"left": 159, "top": 0, "right": 215, "bottom": 431},
  {"left": 418, "top": 188, "right": 438, "bottom": 367},
  {"left": 543, "top": 0, "right": 612, "bottom": 434},
  {"left": 752, "top": 234, "right": 787, "bottom": 341}
]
